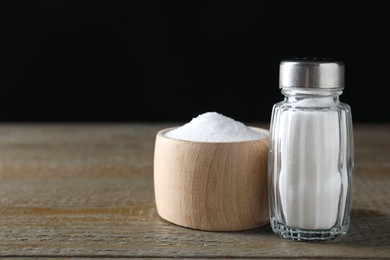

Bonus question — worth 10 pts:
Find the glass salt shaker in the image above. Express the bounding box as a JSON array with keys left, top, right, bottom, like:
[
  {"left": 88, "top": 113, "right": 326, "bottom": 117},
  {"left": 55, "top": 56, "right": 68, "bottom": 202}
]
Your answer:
[{"left": 268, "top": 58, "right": 354, "bottom": 241}]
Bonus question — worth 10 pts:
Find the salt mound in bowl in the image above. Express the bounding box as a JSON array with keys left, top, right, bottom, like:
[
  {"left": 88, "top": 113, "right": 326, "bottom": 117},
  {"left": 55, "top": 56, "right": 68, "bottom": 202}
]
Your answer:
[{"left": 154, "top": 112, "right": 269, "bottom": 231}]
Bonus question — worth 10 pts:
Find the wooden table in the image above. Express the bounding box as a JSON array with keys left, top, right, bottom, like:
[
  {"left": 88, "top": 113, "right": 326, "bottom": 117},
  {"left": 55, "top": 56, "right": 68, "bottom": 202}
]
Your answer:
[{"left": 0, "top": 123, "right": 389, "bottom": 259}]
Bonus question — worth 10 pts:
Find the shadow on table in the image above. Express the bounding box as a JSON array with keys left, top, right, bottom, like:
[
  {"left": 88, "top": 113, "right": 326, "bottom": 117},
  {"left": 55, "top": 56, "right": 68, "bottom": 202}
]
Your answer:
[{"left": 332, "top": 208, "right": 390, "bottom": 247}]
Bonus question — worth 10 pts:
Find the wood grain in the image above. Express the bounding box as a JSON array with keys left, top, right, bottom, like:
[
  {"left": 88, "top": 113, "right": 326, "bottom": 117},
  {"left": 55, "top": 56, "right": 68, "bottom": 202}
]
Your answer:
[{"left": 0, "top": 123, "right": 389, "bottom": 259}]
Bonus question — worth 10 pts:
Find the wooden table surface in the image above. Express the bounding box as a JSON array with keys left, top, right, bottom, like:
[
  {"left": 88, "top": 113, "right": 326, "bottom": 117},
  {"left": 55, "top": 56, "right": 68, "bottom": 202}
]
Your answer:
[{"left": 0, "top": 123, "right": 389, "bottom": 259}]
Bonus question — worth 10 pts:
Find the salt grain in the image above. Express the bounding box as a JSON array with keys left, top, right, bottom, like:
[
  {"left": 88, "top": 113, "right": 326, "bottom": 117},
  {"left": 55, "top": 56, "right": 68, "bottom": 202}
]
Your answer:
[{"left": 165, "top": 112, "right": 265, "bottom": 142}]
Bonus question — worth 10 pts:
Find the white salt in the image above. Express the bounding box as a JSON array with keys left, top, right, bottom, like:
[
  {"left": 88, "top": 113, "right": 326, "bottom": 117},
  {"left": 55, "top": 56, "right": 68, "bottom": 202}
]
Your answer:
[
  {"left": 278, "top": 109, "right": 343, "bottom": 230},
  {"left": 165, "top": 112, "right": 265, "bottom": 142}
]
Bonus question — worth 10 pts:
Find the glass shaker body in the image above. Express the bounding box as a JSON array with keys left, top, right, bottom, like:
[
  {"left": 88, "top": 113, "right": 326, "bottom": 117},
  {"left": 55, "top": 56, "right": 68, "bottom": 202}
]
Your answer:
[{"left": 268, "top": 59, "right": 354, "bottom": 241}]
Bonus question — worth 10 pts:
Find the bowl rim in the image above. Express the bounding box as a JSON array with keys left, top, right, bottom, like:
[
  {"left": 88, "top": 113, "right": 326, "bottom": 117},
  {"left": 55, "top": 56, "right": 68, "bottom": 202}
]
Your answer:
[{"left": 156, "top": 126, "right": 269, "bottom": 144}]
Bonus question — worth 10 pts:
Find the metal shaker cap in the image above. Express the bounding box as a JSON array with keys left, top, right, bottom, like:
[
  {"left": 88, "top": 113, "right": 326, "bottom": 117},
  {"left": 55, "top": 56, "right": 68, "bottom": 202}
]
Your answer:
[{"left": 279, "top": 57, "right": 344, "bottom": 89}]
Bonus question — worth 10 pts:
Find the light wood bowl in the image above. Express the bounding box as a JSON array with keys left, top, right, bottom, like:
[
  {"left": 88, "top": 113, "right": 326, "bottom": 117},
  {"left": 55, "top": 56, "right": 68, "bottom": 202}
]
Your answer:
[{"left": 153, "top": 127, "right": 269, "bottom": 231}]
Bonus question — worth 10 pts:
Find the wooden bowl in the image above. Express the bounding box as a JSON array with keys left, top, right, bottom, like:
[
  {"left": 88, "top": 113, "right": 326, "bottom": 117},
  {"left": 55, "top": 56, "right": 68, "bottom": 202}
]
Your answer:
[{"left": 153, "top": 127, "right": 269, "bottom": 231}]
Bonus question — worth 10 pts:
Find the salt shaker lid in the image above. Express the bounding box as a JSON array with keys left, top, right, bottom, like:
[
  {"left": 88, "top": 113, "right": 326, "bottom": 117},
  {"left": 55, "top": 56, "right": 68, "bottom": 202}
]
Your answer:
[{"left": 279, "top": 57, "right": 344, "bottom": 89}]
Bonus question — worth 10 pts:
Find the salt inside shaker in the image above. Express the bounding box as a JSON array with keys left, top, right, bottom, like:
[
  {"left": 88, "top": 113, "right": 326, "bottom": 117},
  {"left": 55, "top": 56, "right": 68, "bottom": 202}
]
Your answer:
[{"left": 268, "top": 58, "right": 354, "bottom": 241}]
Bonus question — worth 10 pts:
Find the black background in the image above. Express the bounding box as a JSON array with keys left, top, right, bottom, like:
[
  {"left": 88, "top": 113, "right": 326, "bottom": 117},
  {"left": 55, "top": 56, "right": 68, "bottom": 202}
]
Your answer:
[{"left": 1, "top": 1, "right": 389, "bottom": 123}]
